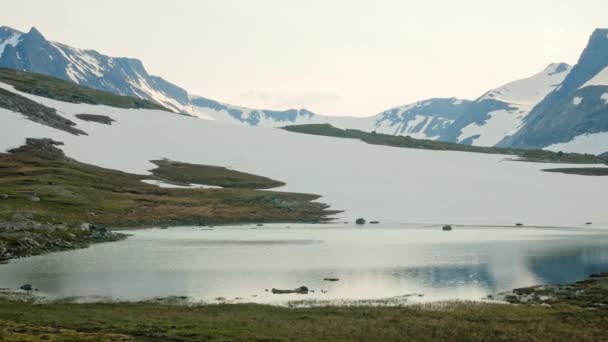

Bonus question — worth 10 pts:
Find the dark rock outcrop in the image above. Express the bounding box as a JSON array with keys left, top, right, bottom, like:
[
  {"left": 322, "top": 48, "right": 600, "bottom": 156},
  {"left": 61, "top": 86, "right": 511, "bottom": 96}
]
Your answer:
[{"left": 271, "top": 286, "right": 309, "bottom": 294}]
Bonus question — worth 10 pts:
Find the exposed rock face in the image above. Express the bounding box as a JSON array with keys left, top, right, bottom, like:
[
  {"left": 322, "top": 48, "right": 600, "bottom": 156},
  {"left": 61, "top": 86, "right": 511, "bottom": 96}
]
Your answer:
[{"left": 8, "top": 138, "right": 66, "bottom": 160}]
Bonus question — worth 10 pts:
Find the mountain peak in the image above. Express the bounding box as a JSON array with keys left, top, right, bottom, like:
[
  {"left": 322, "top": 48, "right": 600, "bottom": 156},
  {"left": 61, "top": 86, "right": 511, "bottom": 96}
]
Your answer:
[
  {"left": 591, "top": 28, "right": 608, "bottom": 38},
  {"left": 26, "top": 27, "right": 45, "bottom": 40}
]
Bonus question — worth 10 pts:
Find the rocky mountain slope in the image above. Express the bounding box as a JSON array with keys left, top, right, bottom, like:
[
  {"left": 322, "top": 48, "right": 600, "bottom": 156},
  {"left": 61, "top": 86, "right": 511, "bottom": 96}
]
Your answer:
[
  {"left": 499, "top": 29, "right": 608, "bottom": 152},
  {"left": 374, "top": 63, "right": 571, "bottom": 146}
]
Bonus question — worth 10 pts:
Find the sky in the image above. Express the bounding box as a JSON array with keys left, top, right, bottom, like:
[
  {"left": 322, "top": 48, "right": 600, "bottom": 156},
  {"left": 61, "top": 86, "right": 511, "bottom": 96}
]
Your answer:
[{"left": 1, "top": 0, "right": 607, "bottom": 117}]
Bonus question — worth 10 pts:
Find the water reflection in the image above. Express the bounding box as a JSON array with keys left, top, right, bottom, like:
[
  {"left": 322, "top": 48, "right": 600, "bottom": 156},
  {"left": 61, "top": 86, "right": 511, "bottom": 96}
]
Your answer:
[{"left": 1, "top": 224, "right": 607, "bottom": 305}]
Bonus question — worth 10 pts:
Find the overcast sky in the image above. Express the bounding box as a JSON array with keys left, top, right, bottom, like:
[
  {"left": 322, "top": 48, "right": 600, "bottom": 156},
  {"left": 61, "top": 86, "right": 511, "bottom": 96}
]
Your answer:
[{"left": 1, "top": 0, "right": 607, "bottom": 116}]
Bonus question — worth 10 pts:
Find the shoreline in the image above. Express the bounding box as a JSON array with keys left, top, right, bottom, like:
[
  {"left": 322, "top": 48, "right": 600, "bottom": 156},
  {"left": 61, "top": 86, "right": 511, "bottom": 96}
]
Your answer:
[{"left": 0, "top": 274, "right": 607, "bottom": 340}]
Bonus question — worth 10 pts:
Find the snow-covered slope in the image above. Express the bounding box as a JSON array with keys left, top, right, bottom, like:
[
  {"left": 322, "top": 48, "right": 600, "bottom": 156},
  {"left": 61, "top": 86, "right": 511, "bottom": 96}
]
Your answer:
[{"left": 1, "top": 81, "right": 606, "bottom": 226}]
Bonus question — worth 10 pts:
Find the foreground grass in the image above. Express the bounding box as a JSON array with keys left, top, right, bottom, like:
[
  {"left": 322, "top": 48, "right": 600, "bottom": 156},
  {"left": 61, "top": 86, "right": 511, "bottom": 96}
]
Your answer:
[
  {"left": 0, "top": 138, "right": 334, "bottom": 227},
  {"left": 283, "top": 124, "right": 608, "bottom": 164},
  {"left": 0, "top": 300, "right": 607, "bottom": 341}
]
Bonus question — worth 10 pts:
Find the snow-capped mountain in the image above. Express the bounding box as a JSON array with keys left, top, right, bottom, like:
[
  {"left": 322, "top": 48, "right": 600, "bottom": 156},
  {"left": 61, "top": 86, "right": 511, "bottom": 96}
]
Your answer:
[
  {"left": 0, "top": 26, "right": 190, "bottom": 113},
  {"left": 500, "top": 29, "right": 608, "bottom": 152},
  {"left": 2, "top": 25, "right": 606, "bottom": 154},
  {"left": 373, "top": 63, "right": 572, "bottom": 146},
  {"left": 0, "top": 26, "right": 349, "bottom": 125}
]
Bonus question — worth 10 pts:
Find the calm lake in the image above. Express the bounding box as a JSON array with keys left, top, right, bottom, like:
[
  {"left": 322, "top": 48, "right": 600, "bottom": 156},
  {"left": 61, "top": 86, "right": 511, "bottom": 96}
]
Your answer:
[{"left": 1, "top": 223, "right": 608, "bottom": 306}]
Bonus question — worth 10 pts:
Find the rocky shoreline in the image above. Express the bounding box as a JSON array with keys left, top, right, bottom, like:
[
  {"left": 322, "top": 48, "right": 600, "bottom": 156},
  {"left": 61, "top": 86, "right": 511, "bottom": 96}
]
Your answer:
[
  {"left": 0, "top": 219, "right": 127, "bottom": 263},
  {"left": 492, "top": 272, "right": 608, "bottom": 310}
]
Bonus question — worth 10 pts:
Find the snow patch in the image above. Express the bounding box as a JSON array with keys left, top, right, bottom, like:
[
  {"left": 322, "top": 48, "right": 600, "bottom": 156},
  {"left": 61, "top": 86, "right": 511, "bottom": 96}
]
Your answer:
[
  {"left": 141, "top": 179, "right": 223, "bottom": 189},
  {"left": 580, "top": 66, "right": 608, "bottom": 88},
  {"left": 602, "top": 92, "right": 608, "bottom": 104},
  {"left": 0, "top": 32, "right": 21, "bottom": 57},
  {"left": 546, "top": 132, "right": 608, "bottom": 155},
  {"left": 458, "top": 109, "right": 523, "bottom": 146},
  {"left": 572, "top": 97, "right": 583, "bottom": 106}
]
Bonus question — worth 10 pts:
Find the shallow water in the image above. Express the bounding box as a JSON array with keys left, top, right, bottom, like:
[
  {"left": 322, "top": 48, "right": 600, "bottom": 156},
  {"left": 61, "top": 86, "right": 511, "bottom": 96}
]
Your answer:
[{"left": 1, "top": 223, "right": 608, "bottom": 305}]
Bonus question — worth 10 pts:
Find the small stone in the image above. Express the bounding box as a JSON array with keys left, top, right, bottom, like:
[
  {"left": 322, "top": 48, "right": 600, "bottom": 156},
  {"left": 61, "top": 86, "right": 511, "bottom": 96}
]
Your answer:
[
  {"left": 323, "top": 278, "right": 340, "bottom": 282},
  {"left": 355, "top": 218, "right": 366, "bottom": 225},
  {"left": 442, "top": 225, "right": 453, "bottom": 231},
  {"left": 515, "top": 223, "right": 524, "bottom": 227},
  {"left": 29, "top": 196, "right": 41, "bottom": 202}
]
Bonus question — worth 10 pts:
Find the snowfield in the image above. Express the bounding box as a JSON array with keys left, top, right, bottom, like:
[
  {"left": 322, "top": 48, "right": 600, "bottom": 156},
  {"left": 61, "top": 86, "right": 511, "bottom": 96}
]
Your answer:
[
  {"left": 1, "top": 82, "right": 607, "bottom": 227},
  {"left": 546, "top": 132, "right": 608, "bottom": 155}
]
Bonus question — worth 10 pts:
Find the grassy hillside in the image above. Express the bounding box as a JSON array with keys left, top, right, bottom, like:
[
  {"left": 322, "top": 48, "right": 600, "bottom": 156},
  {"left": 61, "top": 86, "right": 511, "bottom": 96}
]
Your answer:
[
  {"left": 0, "top": 138, "right": 334, "bottom": 227},
  {"left": 149, "top": 159, "right": 285, "bottom": 189},
  {"left": 283, "top": 124, "right": 608, "bottom": 164},
  {"left": 0, "top": 67, "right": 169, "bottom": 111}
]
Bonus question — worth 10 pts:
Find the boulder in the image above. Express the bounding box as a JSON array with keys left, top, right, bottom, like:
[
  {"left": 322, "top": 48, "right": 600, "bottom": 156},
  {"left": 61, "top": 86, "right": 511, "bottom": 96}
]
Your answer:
[
  {"left": 323, "top": 278, "right": 340, "bottom": 282},
  {"left": 355, "top": 218, "right": 366, "bottom": 225},
  {"left": 442, "top": 225, "right": 453, "bottom": 231},
  {"left": 0, "top": 194, "right": 8, "bottom": 199},
  {"left": 29, "top": 196, "right": 41, "bottom": 202},
  {"left": 20, "top": 284, "right": 33, "bottom": 291},
  {"left": 271, "top": 286, "right": 309, "bottom": 294},
  {"left": 515, "top": 223, "right": 524, "bottom": 227},
  {"left": 80, "top": 222, "right": 92, "bottom": 231},
  {"left": 369, "top": 221, "right": 380, "bottom": 224},
  {"left": 585, "top": 222, "right": 592, "bottom": 225}
]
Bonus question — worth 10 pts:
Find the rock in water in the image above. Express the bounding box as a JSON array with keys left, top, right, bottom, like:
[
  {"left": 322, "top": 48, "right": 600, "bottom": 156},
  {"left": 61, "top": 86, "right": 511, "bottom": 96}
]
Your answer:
[
  {"left": 355, "top": 218, "right": 366, "bottom": 225},
  {"left": 271, "top": 286, "right": 309, "bottom": 294}
]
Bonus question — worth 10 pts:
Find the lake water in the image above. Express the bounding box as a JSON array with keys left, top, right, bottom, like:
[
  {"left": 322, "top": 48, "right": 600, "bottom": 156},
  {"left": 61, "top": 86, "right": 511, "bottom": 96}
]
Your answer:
[{"left": 1, "top": 223, "right": 608, "bottom": 306}]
